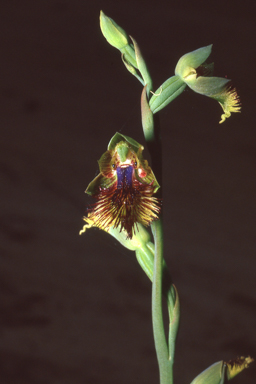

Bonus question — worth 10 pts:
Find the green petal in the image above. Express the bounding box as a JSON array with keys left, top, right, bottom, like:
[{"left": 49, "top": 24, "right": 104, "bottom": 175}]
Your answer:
[
  {"left": 85, "top": 173, "right": 116, "bottom": 195},
  {"left": 108, "top": 132, "right": 143, "bottom": 153},
  {"left": 116, "top": 142, "right": 130, "bottom": 162},
  {"left": 190, "top": 361, "right": 225, "bottom": 384},
  {"left": 190, "top": 356, "right": 254, "bottom": 384},
  {"left": 175, "top": 45, "right": 212, "bottom": 78},
  {"left": 98, "top": 149, "right": 114, "bottom": 176},
  {"left": 185, "top": 76, "right": 230, "bottom": 96},
  {"left": 134, "top": 164, "right": 160, "bottom": 193}
]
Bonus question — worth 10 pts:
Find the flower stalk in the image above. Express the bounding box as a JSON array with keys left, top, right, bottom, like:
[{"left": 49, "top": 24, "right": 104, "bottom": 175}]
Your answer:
[{"left": 151, "top": 219, "right": 173, "bottom": 384}]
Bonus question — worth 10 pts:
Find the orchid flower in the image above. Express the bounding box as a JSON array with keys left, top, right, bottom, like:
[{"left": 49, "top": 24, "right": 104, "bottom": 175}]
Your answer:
[{"left": 80, "top": 133, "right": 161, "bottom": 239}]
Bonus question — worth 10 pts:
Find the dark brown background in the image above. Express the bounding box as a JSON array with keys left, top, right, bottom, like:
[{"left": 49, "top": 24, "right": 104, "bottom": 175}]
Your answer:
[{"left": 0, "top": 1, "right": 255, "bottom": 383}]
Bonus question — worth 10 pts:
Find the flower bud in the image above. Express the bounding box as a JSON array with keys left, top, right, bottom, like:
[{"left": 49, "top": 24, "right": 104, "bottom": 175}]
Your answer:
[
  {"left": 100, "top": 11, "right": 137, "bottom": 69},
  {"left": 100, "top": 10, "right": 129, "bottom": 50}
]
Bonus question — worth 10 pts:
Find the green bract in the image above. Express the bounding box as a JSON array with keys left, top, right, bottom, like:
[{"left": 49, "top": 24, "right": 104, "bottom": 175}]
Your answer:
[
  {"left": 149, "top": 75, "right": 186, "bottom": 114},
  {"left": 109, "top": 222, "right": 151, "bottom": 251}
]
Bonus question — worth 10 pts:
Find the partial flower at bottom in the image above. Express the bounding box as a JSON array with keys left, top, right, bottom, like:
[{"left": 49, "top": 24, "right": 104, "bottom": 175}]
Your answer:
[{"left": 80, "top": 133, "right": 161, "bottom": 239}]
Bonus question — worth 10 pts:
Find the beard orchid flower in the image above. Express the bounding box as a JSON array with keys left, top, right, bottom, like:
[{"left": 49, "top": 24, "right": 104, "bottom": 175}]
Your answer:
[
  {"left": 80, "top": 133, "right": 161, "bottom": 239},
  {"left": 175, "top": 45, "right": 241, "bottom": 123}
]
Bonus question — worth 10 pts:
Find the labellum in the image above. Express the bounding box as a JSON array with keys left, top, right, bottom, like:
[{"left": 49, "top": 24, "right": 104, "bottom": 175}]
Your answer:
[{"left": 84, "top": 133, "right": 161, "bottom": 239}]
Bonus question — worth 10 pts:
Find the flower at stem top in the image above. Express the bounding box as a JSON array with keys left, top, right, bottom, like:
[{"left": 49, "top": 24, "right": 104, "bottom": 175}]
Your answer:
[
  {"left": 175, "top": 45, "right": 241, "bottom": 123},
  {"left": 80, "top": 133, "right": 161, "bottom": 239}
]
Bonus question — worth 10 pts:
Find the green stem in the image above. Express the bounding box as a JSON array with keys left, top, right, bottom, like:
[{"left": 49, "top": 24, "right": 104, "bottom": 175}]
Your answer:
[
  {"left": 142, "top": 70, "right": 175, "bottom": 384},
  {"left": 152, "top": 219, "right": 173, "bottom": 384}
]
